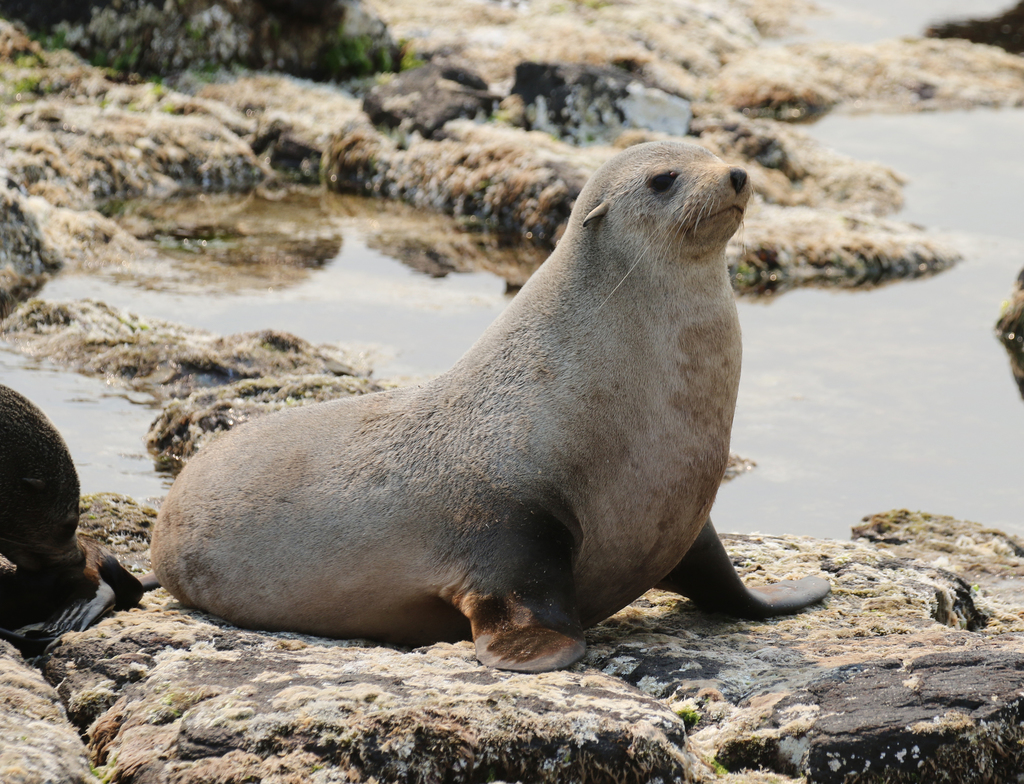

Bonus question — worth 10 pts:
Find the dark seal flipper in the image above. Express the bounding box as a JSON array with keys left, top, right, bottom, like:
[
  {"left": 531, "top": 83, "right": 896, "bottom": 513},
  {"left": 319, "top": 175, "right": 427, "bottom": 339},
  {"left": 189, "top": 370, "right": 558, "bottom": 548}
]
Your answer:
[
  {"left": 0, "top": 627, "right": 59, "bottom": 657},
  {"left": 658, "top": 518, "right": 830, "bottom": 619},
  {"left": 456, "top": 508, "right": 586, "bottom": 673}
]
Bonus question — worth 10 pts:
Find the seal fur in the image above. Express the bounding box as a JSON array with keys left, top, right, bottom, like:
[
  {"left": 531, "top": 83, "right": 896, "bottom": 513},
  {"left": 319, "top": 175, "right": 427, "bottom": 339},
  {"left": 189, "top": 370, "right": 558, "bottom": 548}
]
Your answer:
[{"left": 151, "top": 141, "right": 829, "bottom": 672}]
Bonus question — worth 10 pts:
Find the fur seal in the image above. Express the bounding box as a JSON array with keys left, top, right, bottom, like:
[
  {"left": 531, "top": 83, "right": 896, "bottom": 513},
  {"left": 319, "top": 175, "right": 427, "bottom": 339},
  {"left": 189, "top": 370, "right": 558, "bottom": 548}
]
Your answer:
[
  {"left": 151, "top": 141, "right": 830, "bottom": 672},
  {"left": 0, "top": 384, "right": 154, "bottom": 656}
]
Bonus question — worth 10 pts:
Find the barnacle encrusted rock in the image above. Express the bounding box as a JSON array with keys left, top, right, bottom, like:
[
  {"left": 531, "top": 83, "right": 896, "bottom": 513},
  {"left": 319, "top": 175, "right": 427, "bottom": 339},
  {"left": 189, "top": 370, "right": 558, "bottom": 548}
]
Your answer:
[
  {"left": 0, "top": 298, "right": 369, "bottom": 397},
  {"left": 324, "top": 118, "right": 959, "bottom": 292},
  {"left": 324, "top": 118, "right": 596, "bottom": 247},
  {"left": 729, "top": 203, "right": 960, "bottom": 293},
  {"left": 0, "top": 641, "right": 94, "bottom": 784},
  {"left": 78, "top": 493, "right": 159, "bottom": 573},
  {"left": 0, "top": 181, "right": 60, "bottom": 309}
]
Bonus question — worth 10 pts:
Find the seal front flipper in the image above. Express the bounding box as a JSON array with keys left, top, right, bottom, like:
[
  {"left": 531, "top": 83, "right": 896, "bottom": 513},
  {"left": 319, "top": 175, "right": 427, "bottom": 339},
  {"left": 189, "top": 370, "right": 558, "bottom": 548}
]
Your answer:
[
  {"left": 658, "top": 518, "right": 830, "bottom": 619},
  {"left": 453, "top": 508, "right": 585, "bottom": 673}
]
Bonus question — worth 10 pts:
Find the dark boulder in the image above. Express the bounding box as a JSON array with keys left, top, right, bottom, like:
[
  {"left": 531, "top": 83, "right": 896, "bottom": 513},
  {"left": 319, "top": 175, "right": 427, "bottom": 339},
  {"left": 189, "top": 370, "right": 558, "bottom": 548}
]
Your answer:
[{"left": 363, "top": 62, "right": 500, "bottom": 139}]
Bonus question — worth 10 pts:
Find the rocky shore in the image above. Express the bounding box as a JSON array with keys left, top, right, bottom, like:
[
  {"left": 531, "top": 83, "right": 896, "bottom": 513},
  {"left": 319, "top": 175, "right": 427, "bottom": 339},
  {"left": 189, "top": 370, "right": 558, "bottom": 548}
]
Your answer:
[
  {"left": 4, "top": 502, "right": 1024, "bottom": 783},
  {"left": 3, "top": 0, "right": 1024, "bottom": 782}
]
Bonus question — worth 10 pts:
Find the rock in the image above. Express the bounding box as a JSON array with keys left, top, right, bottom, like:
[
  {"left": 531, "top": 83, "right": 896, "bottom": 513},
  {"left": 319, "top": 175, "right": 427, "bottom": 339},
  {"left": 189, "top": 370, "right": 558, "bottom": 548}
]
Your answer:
[
  {"left": 78, "top": 493, "right": 159, "bottom": 574},
  {"left": 0, "top": 298, "right": 370, "bottom": 398},
  {"left": 0, "top": 181, "right": 61, "bottom": 314},
  {"left": 0, "top": 16, "right": 43, "bottom": 62},
  {"left": 0, "top": 0, "right": 399, "bottom": 80},
  {"left": 510, "top": 61, "right": 692, "bottom": 144},
  {"left": 6, "top": 497, "right": 1023, "bottom": 783},
  {"left": 371, "top": 0, "right": 761, "bottom": 97},
  {"left": 0, "top": 640, "right": 95, "bottom": 784},
  {"left": 0, "top": 99, "right": 264, "bottom": 211},
  {"left": 690, "top": 110, "right": 905, "bottom": 216},
  {"left": 324, "top": 118, "right": 597, "bottom": 247},
  {"left": 145, "top": 373, "right": 386, "bottom": 472},
  {"left": 712, "top": 37, "right": 1024, "bottom": 119},
  {"left": 324, "top": 118, "right": 959, "bottom": 292},
  {"left": 996, "top": 267, "right": 1024, "bottom": 398},
  {"left": 0, "top": 181, "right": 61, "bottom": 283},
  {"left": 853, "top": 509, "right": 1024, "bottom": 624},
  {"left": 196, "top": 74, "right": 365, "bottom": 181},
  {"left": 927, "top": 1, "right": 1024, "bottom": 56},
  {"left": 728, "top": 202, "right": 961, "bottom": 294},
  {"left": 363, "top": 61, "right": 500, "bottom": 139},
  {"left": 43, "top": 597, "right": 700, "bottom": 783}
]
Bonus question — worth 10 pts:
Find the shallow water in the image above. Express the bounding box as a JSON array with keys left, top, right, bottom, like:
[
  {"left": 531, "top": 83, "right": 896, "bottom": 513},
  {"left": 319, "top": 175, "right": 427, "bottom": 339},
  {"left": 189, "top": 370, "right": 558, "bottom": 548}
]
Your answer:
[
  {"left": 2, "top": 2, "right": 1022, "bottom": 539},
  {"left": 716, "top": 107, "right": 1024, "bottom": 538}
]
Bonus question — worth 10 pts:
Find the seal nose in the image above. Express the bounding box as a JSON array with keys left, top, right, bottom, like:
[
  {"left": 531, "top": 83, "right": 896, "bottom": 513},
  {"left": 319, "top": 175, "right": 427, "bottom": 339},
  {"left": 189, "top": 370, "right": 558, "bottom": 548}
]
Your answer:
[{"left": 729, "top": 167, "right": 748, "bottom": 194}]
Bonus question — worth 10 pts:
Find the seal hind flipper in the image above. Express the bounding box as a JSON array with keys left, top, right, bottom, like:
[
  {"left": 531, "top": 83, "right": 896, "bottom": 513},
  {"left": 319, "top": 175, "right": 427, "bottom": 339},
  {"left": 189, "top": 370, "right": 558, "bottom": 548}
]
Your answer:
[
  {"left": 658, "top": 518, "right": 830, "bottom": 619},
  {"left": 455, "top": 508, "right": 586, "bottom": 673}
]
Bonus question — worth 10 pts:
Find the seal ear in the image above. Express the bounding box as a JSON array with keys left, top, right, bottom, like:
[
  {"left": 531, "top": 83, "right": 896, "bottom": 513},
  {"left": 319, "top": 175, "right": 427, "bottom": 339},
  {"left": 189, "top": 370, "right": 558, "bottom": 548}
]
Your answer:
[{"left": 582, "top": 200, "right": 610, "bottom": 228}]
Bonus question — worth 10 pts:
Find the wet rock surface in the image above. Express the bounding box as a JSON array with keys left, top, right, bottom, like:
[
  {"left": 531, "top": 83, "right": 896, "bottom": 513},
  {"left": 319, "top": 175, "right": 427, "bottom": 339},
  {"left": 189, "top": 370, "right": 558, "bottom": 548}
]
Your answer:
[
  {"left": 3, "top": 0, "right": 995, "bottom": 299},
  {"left": 2, "top": 499, "right": 1022, "bottom": 783}
]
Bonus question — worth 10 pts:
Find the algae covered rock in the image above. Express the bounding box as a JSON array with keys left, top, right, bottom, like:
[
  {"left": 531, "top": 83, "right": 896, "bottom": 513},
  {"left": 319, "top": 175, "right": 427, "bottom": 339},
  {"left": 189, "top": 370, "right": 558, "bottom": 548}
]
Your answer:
[
  {"left": 712, "top": 37, "right": 1024, "bottom": 118},
  {"left": 45, "top": 599, "right": 700, "bottom": 784},
  {"left": 0, "top": 0, "right": 399, "bottom": 80},
  {"left": 145, "top": 373, "right": 385, "bottom": 471},
  {"left": 1, "top": 298, "right": 369, "bottom": 397},
  {"left": 363, "top": 61, "right": 500, "bottom": 140},
  {"left": 0, "top": 640, "right": 95, "bottom": 784}
]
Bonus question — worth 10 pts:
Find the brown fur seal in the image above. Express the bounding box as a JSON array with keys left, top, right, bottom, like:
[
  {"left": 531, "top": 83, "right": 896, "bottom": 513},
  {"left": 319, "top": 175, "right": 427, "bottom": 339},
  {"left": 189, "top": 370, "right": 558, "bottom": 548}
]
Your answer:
[
  {"left": 0, "top": 384, "right": 154, "bottom": 656},
  {"left": 151, "top": 141, "right": 830, "bottom": 672}
]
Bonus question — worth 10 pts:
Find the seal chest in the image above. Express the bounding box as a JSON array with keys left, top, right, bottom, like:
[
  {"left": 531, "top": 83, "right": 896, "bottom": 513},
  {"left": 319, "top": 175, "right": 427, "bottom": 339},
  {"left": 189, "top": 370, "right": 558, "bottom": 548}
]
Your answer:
[{"left": 152, "top": 141, "right": 830, "bottom": 672}]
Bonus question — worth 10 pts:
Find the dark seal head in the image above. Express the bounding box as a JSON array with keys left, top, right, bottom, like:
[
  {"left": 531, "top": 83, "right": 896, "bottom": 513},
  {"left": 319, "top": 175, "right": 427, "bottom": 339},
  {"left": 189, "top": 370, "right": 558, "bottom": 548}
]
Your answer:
[
  {"left": 0, "top": 384, "right": 81, "bottom": 571},
  {"left": 152, "top": 141, "right": 829, "bottom": 672},
  {"left": 0, "top": 384, "right": 151, "bottom": 656}
]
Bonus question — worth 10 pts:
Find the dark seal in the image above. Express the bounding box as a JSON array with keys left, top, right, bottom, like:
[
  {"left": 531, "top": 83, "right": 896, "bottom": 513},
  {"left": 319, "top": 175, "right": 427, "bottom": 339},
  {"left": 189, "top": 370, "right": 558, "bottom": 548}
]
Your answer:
[{"left": 0, "top": 383, "right": 154, "bottom": 656}]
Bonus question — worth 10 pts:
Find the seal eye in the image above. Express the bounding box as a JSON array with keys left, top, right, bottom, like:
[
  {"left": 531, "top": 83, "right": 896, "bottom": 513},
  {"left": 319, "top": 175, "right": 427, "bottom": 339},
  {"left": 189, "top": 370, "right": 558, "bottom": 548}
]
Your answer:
[{"left": 650, "top": 172, "right": 678, "bottom": 193}]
